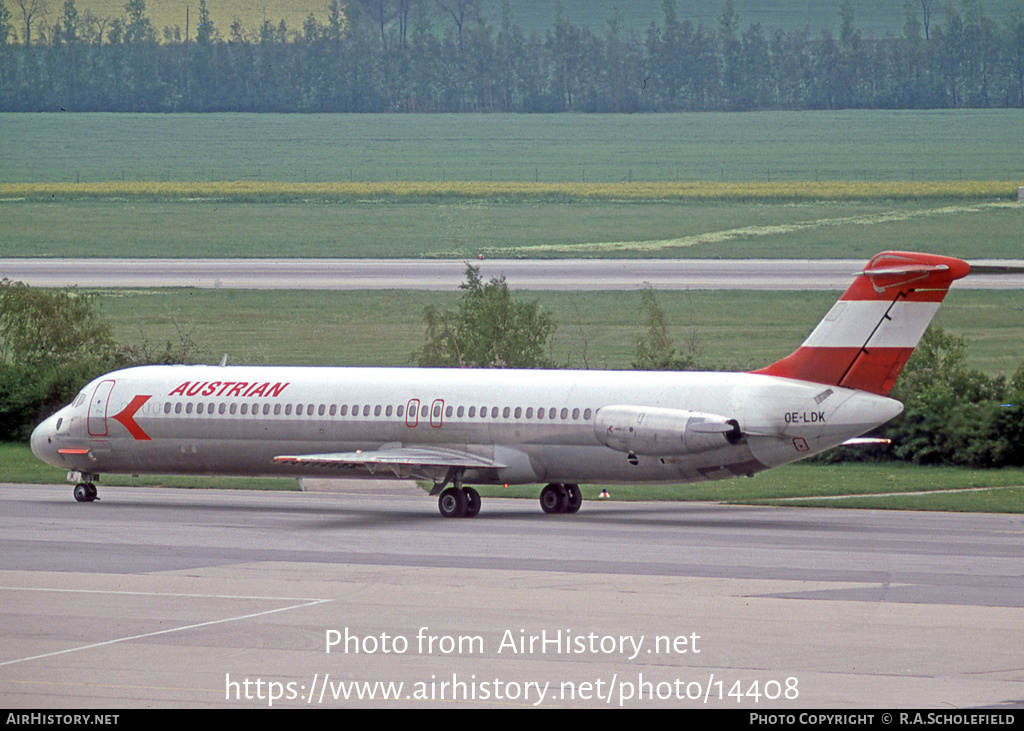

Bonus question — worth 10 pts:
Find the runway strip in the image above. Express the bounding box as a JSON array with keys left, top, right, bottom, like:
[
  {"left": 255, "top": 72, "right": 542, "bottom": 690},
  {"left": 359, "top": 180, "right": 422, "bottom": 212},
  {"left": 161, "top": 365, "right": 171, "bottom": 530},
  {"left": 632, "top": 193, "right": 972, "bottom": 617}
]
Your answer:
[
  {"left": 2, "top": 483, "right": 1022, "bottom": 708},
  {"left": 2, "top": 258, "right": 1023, "bottom": 291}
]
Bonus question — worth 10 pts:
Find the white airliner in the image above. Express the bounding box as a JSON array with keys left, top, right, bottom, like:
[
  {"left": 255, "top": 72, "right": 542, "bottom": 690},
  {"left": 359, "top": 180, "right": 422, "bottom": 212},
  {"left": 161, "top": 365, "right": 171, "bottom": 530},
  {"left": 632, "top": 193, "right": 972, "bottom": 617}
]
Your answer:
[{"left": 31, "top": 251, "right": 971, "bottom": 518}]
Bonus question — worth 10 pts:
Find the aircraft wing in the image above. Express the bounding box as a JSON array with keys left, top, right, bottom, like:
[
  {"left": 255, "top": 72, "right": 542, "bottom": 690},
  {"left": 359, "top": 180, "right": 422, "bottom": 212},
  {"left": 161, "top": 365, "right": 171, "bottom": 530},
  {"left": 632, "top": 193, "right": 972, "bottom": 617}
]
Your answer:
[{"left": 273, "top": 447, "right": 507, "bottom": 481}]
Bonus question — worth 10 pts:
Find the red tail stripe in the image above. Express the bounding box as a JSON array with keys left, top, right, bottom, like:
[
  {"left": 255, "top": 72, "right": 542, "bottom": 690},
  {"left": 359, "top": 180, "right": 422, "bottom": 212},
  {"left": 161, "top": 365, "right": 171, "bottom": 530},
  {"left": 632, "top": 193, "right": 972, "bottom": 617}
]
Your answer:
[
  {"left": 757, "top": 347, "right": 915, "bottom": 396},
  {"left": 752, "top": 251, "right": 970, "bottom": 396},
  {"left": 841, "top": 252, "right": 970, "bottom": 303}
]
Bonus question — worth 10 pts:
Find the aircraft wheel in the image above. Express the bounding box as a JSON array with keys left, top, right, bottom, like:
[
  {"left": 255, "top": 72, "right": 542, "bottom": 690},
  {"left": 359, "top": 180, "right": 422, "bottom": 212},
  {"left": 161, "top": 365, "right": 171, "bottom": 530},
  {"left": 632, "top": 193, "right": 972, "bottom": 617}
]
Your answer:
[
  {"left": 539, "top": 484, "right": 568, "bottom": 514},
  {"left": 73, "top": 483, "right": 96, "bottom": 503},
  {"left": 438, "top": 486, "right": 468, "bottom": 518},
  {"left": 564, "top": 484, "right": 582, "bottom": 513},
  {"left": 462, "top": 487, "right": 481, "bottom": 518}
]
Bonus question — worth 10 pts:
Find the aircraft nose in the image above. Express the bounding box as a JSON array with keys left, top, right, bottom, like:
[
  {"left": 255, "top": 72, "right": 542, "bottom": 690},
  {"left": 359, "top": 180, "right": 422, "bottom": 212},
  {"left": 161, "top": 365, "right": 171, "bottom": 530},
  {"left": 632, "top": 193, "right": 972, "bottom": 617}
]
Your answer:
[{"left": 30, "top": 415, "right": 59, "bottom": 466}]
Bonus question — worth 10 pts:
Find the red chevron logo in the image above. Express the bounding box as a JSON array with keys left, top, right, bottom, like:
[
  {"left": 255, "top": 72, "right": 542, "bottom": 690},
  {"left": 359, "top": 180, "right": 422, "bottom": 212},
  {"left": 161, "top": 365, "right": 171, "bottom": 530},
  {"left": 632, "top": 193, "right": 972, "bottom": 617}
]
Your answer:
[{"left": 112, "top": 395, "right": 152, "bottom": 441}]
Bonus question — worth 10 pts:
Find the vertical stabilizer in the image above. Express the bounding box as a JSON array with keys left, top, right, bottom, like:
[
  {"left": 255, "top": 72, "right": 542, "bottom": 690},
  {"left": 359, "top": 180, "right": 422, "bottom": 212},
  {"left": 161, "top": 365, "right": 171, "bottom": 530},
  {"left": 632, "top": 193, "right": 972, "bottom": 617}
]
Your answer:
[{"left": 753, "top": 251, "right": 971, "bottom": 395}]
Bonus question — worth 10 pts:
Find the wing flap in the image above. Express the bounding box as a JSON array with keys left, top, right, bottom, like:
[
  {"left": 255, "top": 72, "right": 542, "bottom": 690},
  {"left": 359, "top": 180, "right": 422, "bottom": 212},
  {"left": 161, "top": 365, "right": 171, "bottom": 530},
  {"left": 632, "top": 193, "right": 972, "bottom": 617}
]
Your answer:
[{"left": 273, "top": 447, "right": 507, "bottom": 470}]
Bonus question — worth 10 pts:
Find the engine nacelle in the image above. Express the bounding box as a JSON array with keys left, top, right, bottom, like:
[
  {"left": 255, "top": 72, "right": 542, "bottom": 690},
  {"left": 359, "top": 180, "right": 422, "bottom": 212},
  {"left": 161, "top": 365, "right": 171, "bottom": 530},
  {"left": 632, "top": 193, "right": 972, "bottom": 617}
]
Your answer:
[{"left": 595, "top": 405, "right": 742, "bottom": 456}]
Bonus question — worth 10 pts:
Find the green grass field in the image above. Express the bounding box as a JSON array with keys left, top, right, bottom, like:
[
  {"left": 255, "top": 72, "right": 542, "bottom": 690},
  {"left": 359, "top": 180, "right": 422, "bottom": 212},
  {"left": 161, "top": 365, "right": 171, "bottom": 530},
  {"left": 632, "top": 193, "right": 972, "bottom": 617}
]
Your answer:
[
  {"left": 2, "top": 111, "right": 1020, "bottom": 261},
  {"left": 4, "top": 111, "right": 1022, "bottom": 184},
  {"left": 91, "top": 287, "right": 1024, "bottom": 376},
  {"left": 3, "top": 198, "right": 1022, "bottom": 260}
]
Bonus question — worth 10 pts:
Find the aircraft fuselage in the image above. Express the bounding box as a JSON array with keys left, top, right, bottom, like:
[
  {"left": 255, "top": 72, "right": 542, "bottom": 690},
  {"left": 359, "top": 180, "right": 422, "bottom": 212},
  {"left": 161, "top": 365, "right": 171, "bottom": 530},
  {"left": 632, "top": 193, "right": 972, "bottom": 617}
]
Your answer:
[{"left": 31, "top": 364, "right": 902, "bottom": 488}]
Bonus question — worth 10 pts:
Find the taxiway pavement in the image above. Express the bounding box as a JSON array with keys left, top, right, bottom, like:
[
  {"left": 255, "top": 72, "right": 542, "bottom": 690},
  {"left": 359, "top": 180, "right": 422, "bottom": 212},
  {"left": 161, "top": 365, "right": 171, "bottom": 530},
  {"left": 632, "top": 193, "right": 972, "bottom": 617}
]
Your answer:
[
  {"left": 2, "top": 482, "right": 1022, "bottom": 708},
  {"left": 2, "top": 258, "right": 1023, "bottom": 291}
]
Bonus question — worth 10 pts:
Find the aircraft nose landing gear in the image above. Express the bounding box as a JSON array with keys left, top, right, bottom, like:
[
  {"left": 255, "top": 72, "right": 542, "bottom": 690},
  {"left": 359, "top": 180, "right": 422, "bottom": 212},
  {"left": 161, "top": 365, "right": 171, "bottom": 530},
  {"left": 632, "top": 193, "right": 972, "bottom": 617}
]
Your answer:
[
  {"left": 69, "top": 472, "right": 100, "bottom": 502},
  {"left": 73, "top": 483, "right": 98, "bottom": 502}
]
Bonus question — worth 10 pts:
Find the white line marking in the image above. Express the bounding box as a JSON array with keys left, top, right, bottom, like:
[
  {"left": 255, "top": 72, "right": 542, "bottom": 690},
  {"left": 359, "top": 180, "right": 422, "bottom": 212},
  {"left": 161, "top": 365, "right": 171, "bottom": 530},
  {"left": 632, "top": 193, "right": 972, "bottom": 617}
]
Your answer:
[{"left": 0, "top": 586, "right": 330, "bottom": 668}]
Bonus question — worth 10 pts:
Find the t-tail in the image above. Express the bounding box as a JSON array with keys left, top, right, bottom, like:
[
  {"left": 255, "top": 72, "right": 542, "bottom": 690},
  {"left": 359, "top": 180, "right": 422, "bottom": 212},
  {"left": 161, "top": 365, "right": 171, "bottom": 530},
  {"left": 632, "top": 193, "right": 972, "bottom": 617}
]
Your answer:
[{"left": 753, "top": 251, "right": 971, "bottom": 396}]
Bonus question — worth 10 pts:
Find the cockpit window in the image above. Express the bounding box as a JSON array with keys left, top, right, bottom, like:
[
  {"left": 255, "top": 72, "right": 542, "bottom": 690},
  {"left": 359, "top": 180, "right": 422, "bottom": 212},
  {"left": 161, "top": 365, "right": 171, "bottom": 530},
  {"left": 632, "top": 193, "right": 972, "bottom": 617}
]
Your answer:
[{"left": 72, "top": 391, "right": 87, "bottom": 408}]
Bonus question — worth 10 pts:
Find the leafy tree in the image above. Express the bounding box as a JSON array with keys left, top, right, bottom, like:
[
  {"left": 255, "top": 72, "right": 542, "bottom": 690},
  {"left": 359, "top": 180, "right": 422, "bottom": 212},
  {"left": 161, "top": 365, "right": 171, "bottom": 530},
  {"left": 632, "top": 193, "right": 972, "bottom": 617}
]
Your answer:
[
  {"left": 885, "top": 327, "right": 1018, "bottom": 467},
  {"left": 13, "top": 0, "right": 46, "bottom": 46},
  {"left": 0, "top": 279, "right": 116, "bottom": 365},
  {"left": 4, "top": 0, "right": 1024, "bottom": 113},
  {"left": 0, "top": 279, "right": 206, "bottom": 440},
  {"left": 0, "top": 0, "right": 13, "bottom": 45},
  {"left": 413, "top": 265, "right": 555, "bottom": 368},
  {"left": 195, "top": 0, "right": 215, "bottom": 45},
  {"left": 53, "top": 0, "right": 78, "bottom": 43},
  {"left": 631, "top": 286, "right": 694, "bottom": 370},
  {"left": 0, "top": 280, "right": 119, "bottom": 440},
  {"left": 994, "top": 363, "right": 1024, "bottom": 466},
  {"left": 123, "top": 0, "right": 153, "bottom": 44}
]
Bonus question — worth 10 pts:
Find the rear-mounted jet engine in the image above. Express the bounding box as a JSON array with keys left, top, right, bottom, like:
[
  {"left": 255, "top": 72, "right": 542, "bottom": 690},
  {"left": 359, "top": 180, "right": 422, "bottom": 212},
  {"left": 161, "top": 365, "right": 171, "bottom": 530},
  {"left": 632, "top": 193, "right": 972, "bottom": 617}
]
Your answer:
[{"left": 594, "top": 405, "right": 742, "bottom": 456}]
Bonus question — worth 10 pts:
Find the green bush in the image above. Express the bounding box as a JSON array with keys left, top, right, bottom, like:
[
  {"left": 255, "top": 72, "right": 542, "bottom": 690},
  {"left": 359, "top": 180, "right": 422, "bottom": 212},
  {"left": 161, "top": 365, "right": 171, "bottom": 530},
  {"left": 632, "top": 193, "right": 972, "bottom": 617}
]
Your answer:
[{"left": 884, "top": 328, "right": 1023, "bottom": 467}]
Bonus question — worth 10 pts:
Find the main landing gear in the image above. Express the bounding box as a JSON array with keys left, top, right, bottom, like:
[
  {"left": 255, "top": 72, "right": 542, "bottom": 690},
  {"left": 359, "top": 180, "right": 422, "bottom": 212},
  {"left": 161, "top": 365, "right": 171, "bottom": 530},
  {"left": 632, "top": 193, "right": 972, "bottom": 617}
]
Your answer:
[
  {"left": 437, "top": 485, "right": 481, "bottom": 518},
  {"left": 539, "top": 483, "right": 582, "bottom": 514},
  {"left": 434, "top": 471, "right": 583, "bottom": 518},
  {"left": 434, "top": 468, "right": 481, "bottom": 518}
]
